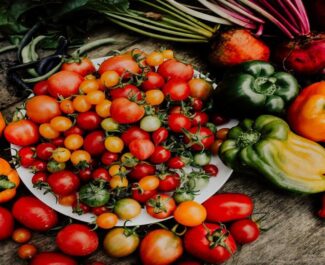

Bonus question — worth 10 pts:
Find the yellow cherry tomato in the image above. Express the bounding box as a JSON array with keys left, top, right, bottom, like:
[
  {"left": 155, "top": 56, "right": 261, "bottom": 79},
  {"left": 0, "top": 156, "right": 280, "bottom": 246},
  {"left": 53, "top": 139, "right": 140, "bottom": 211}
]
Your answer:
[
  {"left": 109, "top": 164, "right": 126, "bottom": 178},
  {"left": 101, "top": 70, "right": 120, "bottom": 88},
  {"left": 52, "top": 147, "right": 71, "bottom": 163},
  {"left": 105, "top": 136, "right": 124, "bottom": 153},
  {"left": 80, "top": 79, "right": 99, "bottom": 94},
  {"left": 64, "top": 134, "right": 84, "bottom": 150},
  {"left": 145, "top": 90, "right": 165, "bottom": 105},
  {"left": 162, "top": 49, "right": 174, "bottom": 59},
  {"left": 114, "top": 198, "right": 141, "bottom": 220},
  {"left": 96, "top": 213, "right": 118, "bottom": 229},
  {"left": 72, "top": 95, "right": 92, "bottom": 113},
  {"left": 101, "top": 118, "right": 119, "bottom": 132},
  {"left": 86, "top": 90, "right": 105, "bottom": 105},
  {"left": 70, "top": 150, "right": 91, "bottom": 166},
  {"left": 110, "top": 176, "right": 128, "bottom": 189},
  {"left": 39, "top": 123, "right": 60, "bottom": 139},
  {"left": 174, "top": 201, "right": 207, "bottom": 227},
  {"left": 50, "top": 116, "right": 72, "bottom": 132},
  {"left": 95, "top": 99, "right": 111, "bottom": 118},
  {"left": 60, "top": 99, "right": 75, "bottom": 114},
  {"left": 146, "top": 51, "right": 164, "bottom": 66},
  {"left": 138, "top": 175, "right": 160, "bottom": 191}
]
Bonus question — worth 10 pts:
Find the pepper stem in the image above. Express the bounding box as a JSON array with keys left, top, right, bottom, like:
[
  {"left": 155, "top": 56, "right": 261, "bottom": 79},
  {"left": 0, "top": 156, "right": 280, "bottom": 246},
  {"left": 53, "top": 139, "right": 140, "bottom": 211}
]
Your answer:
[
  {"left": 236, "top": 130, "right": 261, "bottom": 148},
  {"left": 0, "top": 175, "right": 16, "bottom": 190},
  {"left": 253, "top": 77, "right": 277, "bottom": 95}
]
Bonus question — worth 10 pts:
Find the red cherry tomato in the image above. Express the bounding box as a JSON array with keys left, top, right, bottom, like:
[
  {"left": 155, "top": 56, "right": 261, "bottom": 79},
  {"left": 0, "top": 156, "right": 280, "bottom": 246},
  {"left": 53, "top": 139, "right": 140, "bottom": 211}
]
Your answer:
[
  {"left": 192, "top": 112, "right": 209, "bottom": 126},
  {"left": 167, "top": 157, "right": 185, "bottom": 169},
  {"left": 211, "top": 113, "right": 230, "bottom": 126},
  {"left": 203, "top": 164, "right": 219, "bottom": 176},
  {"left": 47, "top": 170, "right": 80, "bottom": 196},
  {"left": 152, "top": 127, "right": 168, "bottom": 145},
  {"left": 163, "top": 79, "right": 191, "bottom": 101},
  {"left": 32, "top": 172, "right": 48, "bottom": 185},
  {"left": 33, "top": 80, "right": 49, "bottom": 95},
  {"left": 5, "top": 119, "right": 39, "bottom": 146},
  {"left": 142, "top": 72, "right": 165, "bottom": 91},
  {"left": 146, "top": 194, "right": 176, "bottom": 219},
  {"left": 110, "top": 84, "right": 142, "bottom": 101},
  {"left": 64, "top": 126, "right": 84, "bottom": 137},
  {"left": 131, "top": 184, "right": 157, "bottom": 204},
  {"left": 61, "top": 57, "right": 96, "bottom": 76},
  {"left": 18, "top": 147, "right": 36, "bottom": 167},
  {"left": 168, "top": 113, "right": 191, "bottom": 133},
  {"left": 76, "top": 111, "right": 101, "bottom": 130},
  {"left": 192, "top": 98, "right": 203, "bottom": 111},
  {"left": 83, "top": 130, "right": 106, "bottom": 156},
  {"left": 110, "top": 98, "right": 145, "bottom": 124},
  {"left": 78, "top": 167, "right": 92, "bottom": 182},
  {"left": 92, "top": 167, "right": 111, "bottom": 182},
  {"left": 128, "top": 162, "right": 156, "bottom": 180},
  {"left": 229, "top": 219, "right": 260, "bottom": 244},
  {"left": 121, "top": 126, "right": 150, "bottom": 146},
  {"left": 150, "top": 146, "right": 171, "bottom": 164},
  {"left": 158, "top": 59, "right": 193, "bottom": 81},
  {"left": 184, "top": 126, "right": 214, "bottom": 151},
  {"left": 158, "top": 173, "right": 181, "bottom": 192},
  {"left": 129, "top": 139, "right": 155, "bottom": 160},
  {"left": 101, "top": 151, "right": 119, "bottom": 166},
  {"left": 98, "top": 54, "right": 140, "bottom": 77},
  {"left": 36, "top": 143, "right": 56, "bottom": 161},
  {"left": 31, "top": 160, "right": 47, "bottom": 172},
  {"left": 0, "top": 206, "right": 14, "bottom": 240}
]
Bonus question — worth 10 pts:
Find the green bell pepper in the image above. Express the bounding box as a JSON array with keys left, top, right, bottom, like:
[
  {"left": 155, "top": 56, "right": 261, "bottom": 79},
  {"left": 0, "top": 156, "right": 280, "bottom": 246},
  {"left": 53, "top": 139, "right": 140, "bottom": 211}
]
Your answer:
[
  {"left": 214, "top": 61, "right": 299, "bottom": 116},
  {"left": 220, "top": 115, "right": 325, "bottom": 193}
]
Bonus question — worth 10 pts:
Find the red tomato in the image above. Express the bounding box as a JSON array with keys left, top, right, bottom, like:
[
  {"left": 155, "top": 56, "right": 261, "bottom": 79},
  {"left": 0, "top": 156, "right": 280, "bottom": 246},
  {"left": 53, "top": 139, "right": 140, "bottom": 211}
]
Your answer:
[
  {"left": 129, "top": 139, "right": 155, "bottom": 160},
  {"left": 128, "top": 162, "right": 156, "bottom": 180},
  {"left": 98, "top": 54, "right": 140, "bottom": 77},
  {"left": 167, "top": 157, "right": 185, "bottom": 169},
  {"left": 36, "top": 143, "right": 56, "bottom": 161},
  {"left": 61, "top": 57, "right": 96, "bottom": 76},
  {"left": 146, "top": 194, "right": 176, "bottom": 219},
  {"left": 158, "top": 59, "right": 194, "bottom": 81},
  {"left": 33, "top": 80, "right": 49, "bottom": 95},
  {"left": 163, "top": 79, "right": 191, "bottom": 101},
  {"left": 83, "top": 131, "right": 106, "bottom": 156},
  {"left": 18, "top": 147, "right": 36, "bottom": 167},
  {"left": 12, "top": 196, "right": 58, "bottom": 231},
  {"left": 158, "top": 173, "right": 181, "bottom": 192},
  {"left": 121, "top": 126, "right": 150, "bottom": 146},
  {"left": 91, "top": 206, "right": 109, "bottom": 216},
  {"left": 101, "top": 151, "right": 119, "bottom": 166},
  {"left": 92, "top": 167, "right": 111, "bottom": 182},
  {"left": 47, "top": 170, "right": 80, "bottom": 196},
  {"left": 202, "top": 193, "right": 254, "bottom": 222},
  {"left": 32, "top": 172, "right": 48, "bottom": 185},
  {"left": 150, "top": 146, "right": 171, "bottom": 164},
  {"left": 51, "top": 137, "right": 65, "bottom": 147},
  {"left": 30, "top": 252, "right": 77, "bottom": 265},
  {"left": 211, "top": 113, "right": 230, "bottom": 126},
  {"left": 203, "top": 164, "right": 219, "bottom": 176},
  {"left": 31, "top": 160, "right": 47, "bottom": 172},
  {"left": 110, "top": 84, "right": 142, "bottom": 101},
  {"left": 184, "top": 126, "right": 214, "bottom": 151},
  {"left": 78, "top": 167, "right": 92, "bottom": 182},
  {"left": 230, "top": 219, "right": 260, "bottom": 244},
  {"left": 76, "top": 111, "right": 101, "bottom": 130},
  {"left": 184, "top": 223, "right": 237, "bottom": 264},
  {"left": 192, "top": 112, "right": 209, "bottom": 126},
  {"left": 110, "top": 98, "right": 145, "bottom": 124},
  {"left": 26, "top": 95, "right": 61, "bottom": 124},
  {"left": 56, "top": 224, "right": 99, "bottom": 256},
  {"left": 192, "top": 98, "right": 203, "bottom": 111},
  {"left": 0, "top": 207, "right": 14, "bottom": 240},
  {"left": 142, "top": 72, "right": 165, "bottom": 91},
  {"left": 132, "top": 184, "right": 157, "bottom": 204},
  {"left": 152, "top": 127, "right": 168, "bottom": 145},
  {"left": 64, "top": 126, "right": 84, "bottom": 137},
  {"left": 72, "top": 201, "right": 90, "bottom": 215},
  {"left": 168, "top": 113, "right": 191, "bottom": 133},
  {"left": 140, "top": 229, "right": 183, "bottom": 265},
  {"left": 5, "top": 120, "right": 39, "bottom": 146}
]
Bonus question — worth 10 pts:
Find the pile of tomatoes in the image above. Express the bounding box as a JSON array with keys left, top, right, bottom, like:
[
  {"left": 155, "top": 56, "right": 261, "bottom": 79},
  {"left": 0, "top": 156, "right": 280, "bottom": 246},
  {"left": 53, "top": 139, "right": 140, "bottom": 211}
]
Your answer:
[{"left": 4, "top": 48, "right": 229, "bottom": 227}]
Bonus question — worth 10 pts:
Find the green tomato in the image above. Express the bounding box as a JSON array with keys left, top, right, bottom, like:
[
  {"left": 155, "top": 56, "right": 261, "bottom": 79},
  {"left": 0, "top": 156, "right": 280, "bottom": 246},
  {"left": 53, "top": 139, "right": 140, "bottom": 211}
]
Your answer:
[
  {"left": 47, "top": 160, "right": 66, "bottom": 173},
  {"left": 173, "top": 190, "right": 195, "bottom": 203},
  {"left": 140, "top": 115, "right": 161, "bottom": 132},
  {"left": 101, "top": 117, "right": 119, "bottom": 132},
  {"left": 186, "top": 171, "right": 210, "bottom": 190},
  {"left": 79, "top": 181, "right": 110, "bottom": 207},
  {"left": 114, "top": 198, "right": 141, "bottom": 220},
  {"left": 193, "top": 152, "right": 211, "bottom": 166}
]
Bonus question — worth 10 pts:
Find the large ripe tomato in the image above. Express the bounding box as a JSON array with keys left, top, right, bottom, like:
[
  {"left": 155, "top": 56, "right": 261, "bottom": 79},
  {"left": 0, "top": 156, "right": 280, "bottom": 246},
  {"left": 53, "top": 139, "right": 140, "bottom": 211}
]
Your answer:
[
  {"left": 76, "top": 111, "right": 101, "bottom": 130},
  {"left": 30, "top": 252, "right": 77, "bottom": 265},
  {"left": 168, "top": 113, "right": 191, "bottom": 133},
  {"left": 150, "top": 146, "right": 171, "bottom": 164},
  {"left": 184, "top": 126, "right": 215, "bottom": 151},
  {"left": 229, "top": 219, "right": 260, "bottom": 244},
  {"left": 48, "top": 70, "right": 83, "bottom": 98},
  {"left": 121, "top": 126, "right": 150, "bottom": 146},
  {"left": 184, "top": 223, "right": 237, "bottom": 264},
  {"left": 61, "top": 57, "right": 96, "bottom": 76},
  {"left": 47, "top": 170, "right": 80, "bottom": 196},
  {"left": 98, "top": 54, "right": 140, "bottom": 77},
  {"left": 158, "top": 59, "right": 194, "bottom": 81},
  {"left": 140, "top": 229, "right": 183, "bottom": 265},
  {"left": 56, "top": 224, "right": 98, "bottom": 256},
  {"left": 202, "top": 193, "right": 254, "bottom": 222},
  {"left": 110, "top": 98, "right": 145, "bottom": 124},
  {"left": 128, "top": 162, "right": 156, "bottom": 180},
  {"left": 5, "top": 119, "right": 39, "bottom": 146},
  {"left": 146, "top": 194, "right": 176, "bottom": 219},
  {"left": 129, "top": 139, "right": 155, "bottom": 160},
  {"left": 12, "top": 196, "right": 58, "bottom": 231},
  {"left": 0, "top": 207, "right": 14, "bottom": 240},
  {"left": 141, "top": 72, "right": 165, "bottom": 91},
  {"left": 83, "top": 130, "right": 106, "bottom": 156},
  {"left": 163, "top": 79, "right": 191, "bottom": 101},
  {"left": 110, "top": 84, "right": 142, "bottom": 101},
  {"left": 26, "top": 95, "right": 61, "bottom": 124}
]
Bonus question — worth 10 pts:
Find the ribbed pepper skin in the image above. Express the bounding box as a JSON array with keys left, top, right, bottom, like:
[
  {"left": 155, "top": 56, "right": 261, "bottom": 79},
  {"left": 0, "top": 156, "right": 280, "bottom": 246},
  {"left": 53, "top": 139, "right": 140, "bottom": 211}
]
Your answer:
[
  {"left": 214, "top": 61, "right": 299, "bottom": 117},
  {"left": 220, "top": 115, "right": 325, "bottom": 194}
]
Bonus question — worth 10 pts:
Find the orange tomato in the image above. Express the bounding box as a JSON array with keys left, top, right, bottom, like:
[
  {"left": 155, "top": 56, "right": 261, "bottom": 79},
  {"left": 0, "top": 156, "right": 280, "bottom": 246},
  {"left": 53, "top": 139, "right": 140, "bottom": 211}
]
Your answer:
[
  {"left": 64, "top": 134, "right": 84, "bottom": 150},
  {"left": 146, "top": 51, "right": 164, "bottom": 66},
  {"left": 138, "top": 175, "right": 159, "bottom": 191},
  {"left": 109, "top": 165, "right": 126, "bottom": 178},
  {"left": 52, "top": 147, "right": 71, "bottom": 163},
  {"left": 104, "top": 136, "right": 124, "bottom": 153},
  {"left": 12, "top": 228, "right": 32, "bottom": 243},
  {"left": 100, "top": 70, "right": 120, "bottom": 88},
  {"left": 17, "top": 244, "right": 37, "bottom": 260},
  {"left": 174, "top": 201, "right": 207, "bottom": 227},
  {"left": 216, "top": 128, "right": 229, "bottom": 140},
  {"left": 95, "top": 99, "right": 111, "bottom": 118},
  {"left": 39, "top": 123, "right": 60, "bottom": 139},
  {"left": 110, "top": 176, "right": 128, "bottom": 189},
  {"left": 162, "top": 49, "right": 174, "bottom": 59},
  {"left": 80, "top": 79, "right": 99, "bottom": 94},
  {"left": 58, "top": 193, "right": 77, "bottom": 206},
  {"left": 188, "top": 78, "right": 212, "bottom": 100},
  {"left": 50, "top": 116, "right": 73, "bottom": 132},
  {"left": 60, "top": 99, "right": 75, "bottom": 114},
  {"left": 96, "top": 213, "right": 118, "bottom": 229},
  {"left": 145, "top": 90, "right": 164, "bottom": 105},
  {"left": 70, "top": 150, "right": 91, "bottom": 165},
  {"left": 72, "top": 95, "right": 92, "bottom": 112},
  {"left": 86, "top": 90, "right": 105, "bottom": 105}
]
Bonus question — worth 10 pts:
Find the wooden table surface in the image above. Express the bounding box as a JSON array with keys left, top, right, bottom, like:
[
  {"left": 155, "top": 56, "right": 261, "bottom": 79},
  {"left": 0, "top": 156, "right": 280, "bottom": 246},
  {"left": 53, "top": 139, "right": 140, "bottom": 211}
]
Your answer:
[{"left": 0, "top": 28, "right": 324, "bottom": 265}]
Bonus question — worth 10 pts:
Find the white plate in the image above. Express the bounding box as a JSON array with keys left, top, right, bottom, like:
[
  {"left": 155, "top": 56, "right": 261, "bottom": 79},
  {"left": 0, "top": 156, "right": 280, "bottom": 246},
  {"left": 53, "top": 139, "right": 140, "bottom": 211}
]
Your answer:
[{"left": 11, "top": 57, "right": 237, "bottom": 226}]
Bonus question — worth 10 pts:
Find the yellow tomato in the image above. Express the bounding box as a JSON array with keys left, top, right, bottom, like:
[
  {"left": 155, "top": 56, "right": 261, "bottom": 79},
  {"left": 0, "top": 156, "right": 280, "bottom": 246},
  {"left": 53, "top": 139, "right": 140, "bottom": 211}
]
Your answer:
[
  {"left": 146, "top": 51, "right": 164, "bottom": 66},
  {"left": 162, "top": 49, "right": 174, "bottom": 59},
  {"left": 60, "top": 99, "right": 75, "bottom": 114},
  {"left": 101, "top": 70, "right": 120, "bottom": 88},
  {"left": 96, "top": 99, "right": 112, "bottom": 118},
  {"left": 174, "top": 201, "right": 207, "bottom": 227},
  {"left": 70, "top": 150, "right": 91, "bottom": 165},
  {"left": 64, "top": 134, "right": 84, "bottom": 150},
  {"left": 80, "top": 79, "right": 99, "bottom": 94},
  {"left": 145, "top": 90, "right": 164, "bottom": 105},
  {"left": 72, "top": 95, "right": 92, "bottom": 112},
  {"left": 39, "top": 123, "right": 60, "bottom": 139},
  {"left": 110, "top": 176, "right": 128, "bottom": 189},
  {"left": 50, "top": 116, "right": 73, "bottom": 132},
  {"left": 109, "top": 165, "right": 126, "bottom": 178},
  {"left": 105, "top": 136, "right": 124, "bottom": 153},
  {"left": 52, "top": 147, "right": 71, "bottom": 163},
  {"left": 138, "top": 175, "right": 160, "bottom": 191},
  {"left": 86, "top": 90, "right": 105, "bottom": 105}
]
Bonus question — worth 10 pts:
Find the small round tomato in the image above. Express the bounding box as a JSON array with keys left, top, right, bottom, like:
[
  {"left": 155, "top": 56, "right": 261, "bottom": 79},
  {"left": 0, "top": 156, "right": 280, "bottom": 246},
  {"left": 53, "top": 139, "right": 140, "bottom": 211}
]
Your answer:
[
  {"left": 83, "top": 131, "right": 106, "bottom": 156},
  {"left": 86, "top": 90, "right": 105, "bottom": 105},
  {"left": 64, "top": 126, "right": 84, "bottom": 137},
  {"left": 101, "top": 118, "right": 119, "bottom": 132},
  {"left": 192, "top": 112, "right": 209, "bottom": 126},
  {"left": 92, "top": 206, "right": 109, "bottom": 216},
  {"left": 39, "top": 123, "right": 59, "bottom": 140},
  {"left": 163, "top": 79, "right": 190, "bottom": 101},
  {"left": 95, "top": 99, "right": 111, "bottom": 118},
  {"left": 50, "top": 116, "right": 72, "bottom": 132},
  {"left": 145, "top": 90, "right": 164, "bottom": 106},
  {"left": 52, "top": 147, "right": 71, "bottom": 163},
  {"left": 146, "top": 51, "right": 164, "bottom": 66},
  {"left": 101, "top": 151, "right": 119, "bottom": 166},
  {"left": 98, "top": 54, "right": 140, "bottom": 77},
  {"left": 129, "top": 139, "right": 155, "bottom": 160},
  {"left": 61, "top": 57, "right": 95, "bottom": 76},
  {"left": 60, "top": 99, "right": 75, "bottom": 114},
  {"left": 76, "top": 111, "right": 101, "bottom": 130},
  {"left": 110, "top": 176, "right": 128, "bottom": 189},
  {"left": 110, "top": 98, "right": 145, "bottom": 124},
  {"left": 188, "top": 78, "right": 212, "bottom": 100},
  {"left": 140, "top": 115, "right": 161, "bottom": 132},
  {"left": 229, "top": 219, "right": 260, "bottom": 244},
  {"left": 192, "top": 98, "right": 203, "bottom": 111},
  {"left": 100, "top": 70, "right": 120, "bottom": 88},
  {"left": 162, "top": 49, "right": 174, "bottom": 59},
  {"left": 158, "top": 59, "right": 193, "bottom": 81},
  {"left": 168, "top": 113, "right": 191, "bottom": 133},
  {"left": 152, "top": 127, "right": 168, "bottom": 146},
  {"left": 19, "top": 147, "right": 36, "bottom": 167},
  {"left": 58, "top": 194, "right": 77, "bottom": 206},
  {"left": 64, "top": 134, "right": 83, "bottom": 150},
  {"left": 105, "top": 136, "right": 124, "bottom": 153},
  {"left": 96, "top": 213, "right": 118, "bottom": 229},
  {"left": 167, "top": 157, "right": 185, "bottom": 169},
  {"left": 47, "top": 170, "right": 80, "bottom": 196},
  {"left": 150, "top": 146, "right": 171, "bottom": 164},
  {"left": 121, "top": 126, "right": 150, "bottom": 146},
  {"left": 12, "top": 228, "right": 32, "bottom": 243},
  {"left": 32, "top": 172, "right": 48, "bottom": 185},
  {"left": 31, "top": 160, "right": 47, "bottom": 172},
  {"left": 211, "top": 113, "right": 230, "bottom": 126},
  {"left": 132, "top": 184, "right": 157, "bottom": 204},
  {"left": 47, "top": 160, "right": 65, "bottom": 173},
  {"left": 120, "top": 152, "right": 138, "bottom": 167},
  {"left": 184, "top": 126, "right": 215, "bottom": 151},
  {"left": 18, "top": 244, "right": 37, "bottom": 260},
  {"left": 142, "top": 72, "right": 165, "bottom": 91},
  {"left": 73, "top": 95, "right": 92, "bottom": 113},
  {"left": 158, "top": 173, "right": 181, "bottom": 191},
  {"left": 146, "top": 194, "right": 176, "bottom": 219},
  {"left": 139, "top": 175, "right": 160, "bottom": 191},
  {"left": 174, "top": 201, "right": 207, "bottom": 227},
  {"left": 110, "top": 84, "right": 142, "bottom": 101},
  {"left": 210, "top": 139, "right": 223, "bottom": 155},
  {"left": 80, "top": 79, "right": 100, "bottom": 94},
  {"left": 70, "top": 150, "right": 91, "bottom": 166},
  {"left": 109, "top": 165, "right": 126, "bottom": 178},
  {"left": 216, "top": 128, "right": 229, "bottom": 140},
  {"left": 5, "top": 120, "right": 39, "bottom": 146},
  {"left": 50, "top": 137, "right": 64, "bottom": 147},
  {"left": 78, "top": 167, "right": 92, "bottom": 182},
  {"left": 92, "top": 167, "right": 111, "bottom": 182},
  {"left": 128, "top": 162, "right": 156, "bottom": 180},
  {"left": 203, "top": 164, "right": 219, "bottom": 176},
  {"left": 114, "top": 198, "right": 141, "bottom": 220},
  {"left": 33, "top": 80, "right": 49, "bottom": 95}
]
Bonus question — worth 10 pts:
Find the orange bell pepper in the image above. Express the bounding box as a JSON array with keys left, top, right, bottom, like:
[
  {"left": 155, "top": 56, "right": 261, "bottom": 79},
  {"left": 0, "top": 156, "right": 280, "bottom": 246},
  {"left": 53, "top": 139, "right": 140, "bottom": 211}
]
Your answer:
[
  {"left": 0, "top": 157, "right": 20, "bottom": 203},
  {"left": 0, "top": 112, "right": 5, "bottom": 137},
  {"left": 288, "top": 81, "right": 325, "bottom": 142}
]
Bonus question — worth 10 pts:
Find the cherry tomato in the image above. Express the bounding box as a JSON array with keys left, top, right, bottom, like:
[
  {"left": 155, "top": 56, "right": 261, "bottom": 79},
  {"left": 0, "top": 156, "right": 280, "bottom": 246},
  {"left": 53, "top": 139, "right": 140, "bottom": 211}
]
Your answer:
[
  {"left": 52, "top": 147, "right": 71, "bottom": 163},
  {"left": 31, "top": 160, "right": 47, "bottom": 172},
  {"left": 50, "top": 116, "right": 72, "bottom": 132},
  {"left": 12, "top": 228, "right": 32, "bottom": 243},
  {"left": 76, "top": 111, "right": 101, "bottom": 130},
  {"left": 167, "top": 157, "right": 185, "bottom": 169},
  {"left": 30, "top": 252, "right": 77, "bottom": 265},
  {"left": 98, "top": 54, "right": 140, "bottom": 77},
  {"left": 18, "top": 243, "right": 37, "bottom": 260},
  {"left": 35, "top": 143, "right": 55, "bottom": 161},
  {"left": 56, "top": 224, "right": 98, "bottom": 256},
  {"left": 48, "top": 70, "right": 83, "bottom": 98},
  {"left": 203, "top": 164, "right": 219, "bottom": 176},
  {"left": 188, "top": 78, "right": 212, "bottom": 100},
  {"left": 152, "top": 127, "right": 168, "bottom": 146},
  {"left": 0, "top": 206, "right": 14, "bottom": 240},
  {"left": 192, "top": 98, "right": 203, "bottom": 111},
  {"left": 92, "top": 167, "right": 111, "bottom": 182},
  {"left": 174, "top": 201, "right": 207, "bottom": 227},
  {"left": 110, "top": 176, "right": 128, "bottom": 189},
  {"left": 105, "top": 136, "right": 124, "bottom": 153},
  {"left": 78, "top": 167, "right": 92, "bottom": 182},
  {"left": 114, "top": 198, "right": 141, "bottom": 220},
  {"left": 80, "top": 79, "right": 99, "bottom": 94},
  {"left": 139, "top": 175, "right": 160, "bottom": 191},
  {"left": 110, "top": 98, "right": 145, "bottom": 124},
  {"left": 96, "top": 213, "right": 118, "bottom": 229},
  {"left": 64, "top": 126, "right": 84, "bottom": 137},
  {"left": 145, "top": 89, "right": 164, "bottom": 105},
  {"left": 211, "top": 113, "right": 230, "bottom": 126},
  {"left": 72, "top": 201, "right": 90, "bottom": 215},
  {"left": 101, "top": 117, "right": 119, "bottom": 132},
  {"left": 86, "top": 90, "right": 105, "bottom": 105},
  {"left": 158, "top": 59, "right": 193, "bottom": 81},
  {"left": 163, "top": 79, "right": 191, "bottom": 101},
  {"left": 91, "top": 206, "right": 109, "bottom": 216},
  {"left": 128, "top": 162, "right": 156, "bottom": 180},
  {"left": 70, "top": 150, "right": 91, "bottom": 166},
  {"left": 110, "top": 84, "right": 142, "bottom": 101},
  {"left": 72, "top": 95, "right": 92, "bottom": 113},
  {"left": 95, "top": 99, "right": 112, "bottom": 118},
  {"left": 158, "top": 173, "right": 180, "bottom": 191},
  {"left": 64, "top": 134, "right": 83, "bottom": 150},
  {"left": 5, "top": 119, "right": 39, "bottom": 146},
  {"left": 150, "top": 146, "right": 171, "bottom": 164},
  {"left": 32, "top": 172, "right": 47, "bottom": 185},
  {"left": 109, "top": 165, "right": 126, "bottom": 178},
  {"left": 210, "top": 139, "right": 223, "bottom": 155},
  {"left": 60, "top": 99, "right": 75, "bottom": 114},
  {"left": 131, "top": 184, "right": 157, "bottom": 203},
  {"left": 47, "top": 170, "right": 80, "bottom": 196},
  {"left": 58, "top": 194, "right": 77, "bottom": 206},
  {"left": 192, "top": 112, "right": 209, "bottom": 126},
  {"left": 146, "top": 194, "right": 176, "bottom": 219},
  {"left": 229, "top": 219, "right": 260, "bottom": 244},
  {"left": 33, "top": 80, "right": 49, "bottom": 95},
  {"left": 50, "top": 136, "right": 64, "bottom": 147},
  {"left": 61, "top": 57, "right": 95, "bottom": 76},
  {"left": 100, "top": 70, "right": 120, "bottom": 88},
  {"left": 120, "top": 152, "right": 138, "bottom": 167},
  {"left": 146, "top": 51, "right": 164, "bottom": 66},
  {"left": 121, "top": 126, "right": 150, "bottom": 146},
  {"left": 142, "top": 72, "right": 165, "bottom": 91},
  {"left": 84, "top": 130, "right": 106, "bottom": 156},
  {"left": 18, "top": 147, "right": 36, "bottom": 167},
  {"left": 168, "top": 113, "right": 191, "bottom": 133},
  {"left": 129, "top": 139, "right": 155, "bottom": 160},
  {"left": 26, "top": 95, "right": 61, "bottom": 124},
  {"left": 162, "top": 49, "right": 174, "bottom": 59},
  {"left": 101, "top": 151, "right": 119, "bottom": 166},
  {"left": 216, "top": 128, "right": 230, "bottom": 140},
  {"left": 184, "top": 126, "right": 215, "bottom": 151}
]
